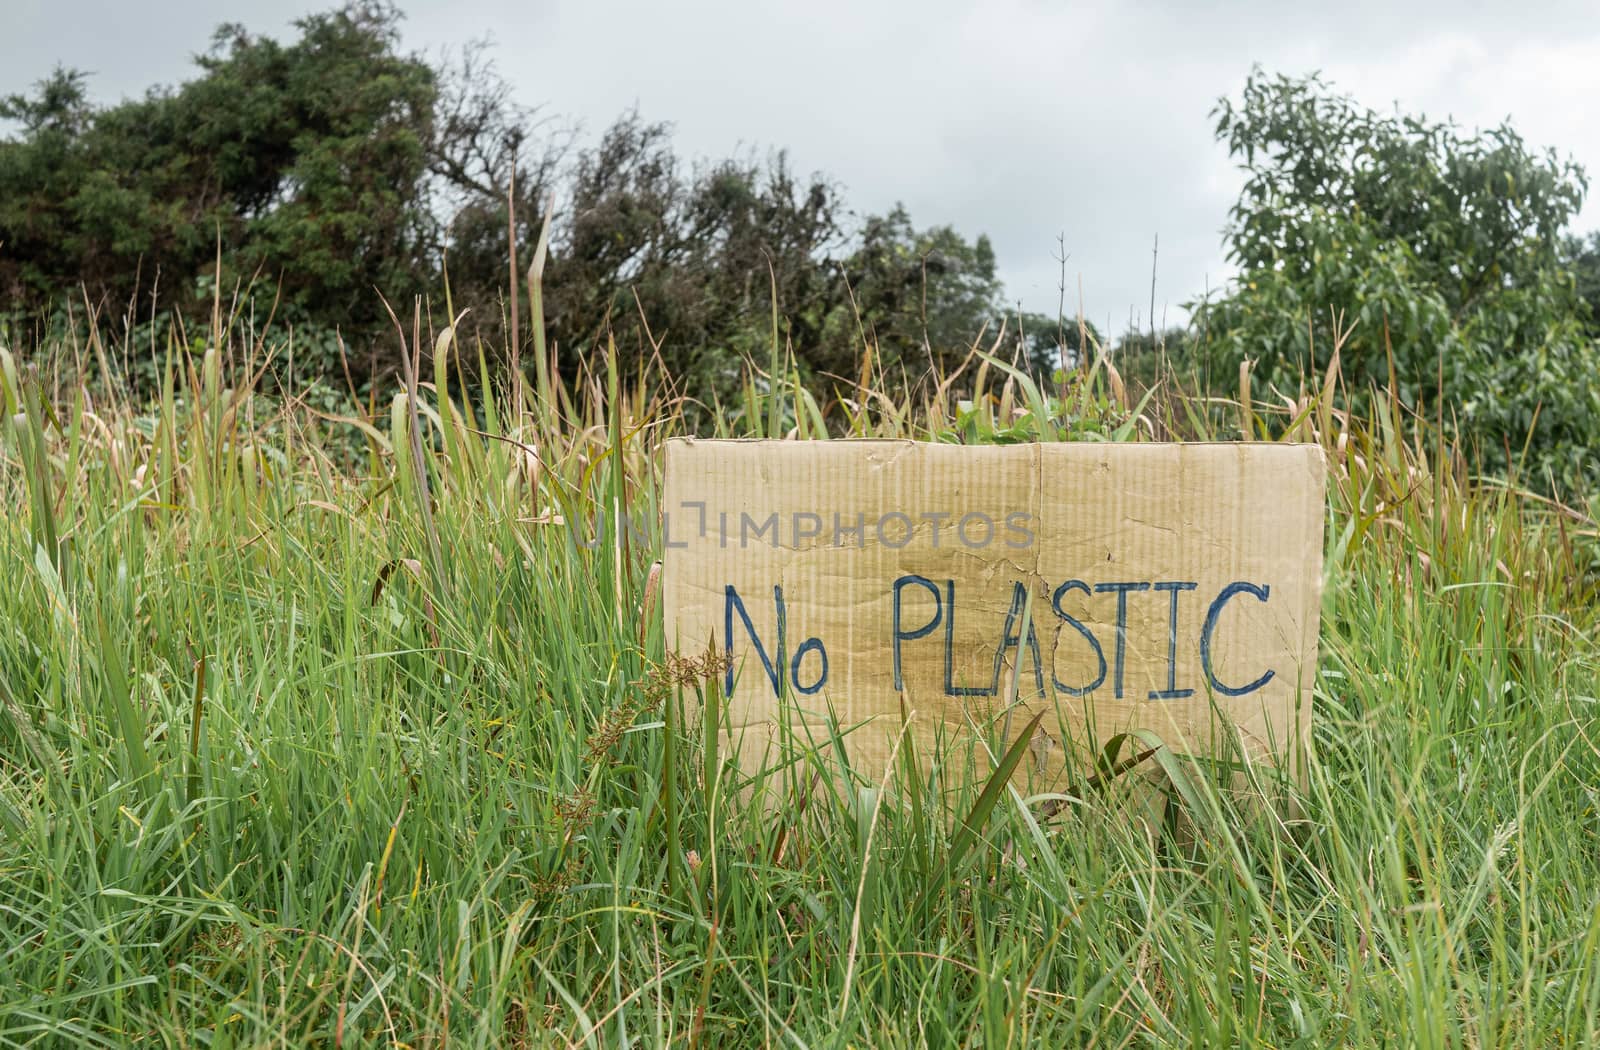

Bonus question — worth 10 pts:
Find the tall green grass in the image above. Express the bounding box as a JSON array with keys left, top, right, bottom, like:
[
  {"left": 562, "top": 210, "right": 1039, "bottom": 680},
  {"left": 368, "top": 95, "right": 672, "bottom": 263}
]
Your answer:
[{"left": 0, "top": 299, "right": 1598, "bottom": 1047}]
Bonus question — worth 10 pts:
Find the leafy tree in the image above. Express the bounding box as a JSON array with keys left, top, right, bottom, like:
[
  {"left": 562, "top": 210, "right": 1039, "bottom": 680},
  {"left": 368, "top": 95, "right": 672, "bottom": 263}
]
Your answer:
[
  {"left": 526, "top": 113, "right": 843, "bottom": 401},
  {"left": 430, "top": 39, "right": 571, "bottom": 355},
  {"left": 1010, "top": 310, "right": 1103, "bottom": 379},
  {"left": 0, "top": 2, "right": 437, "bottom": 334},
  {"left": 824, "top": 205, "right": 1005, "bottom": 386},
  {"left": 1200, "top": 69, "right": 1600, "bottom": 497},
  {"left": 0, "top": 1, "right": 1010, "bottom": 414},
  {"left": 1111, "top": 324, "right": 1189, "bottom": 393},
  {"left": 1567, "top": 231, "right": 1600, "bottom": 338},
  {"left": 0, "top": 68, "right": 97, "bottom": 300}
]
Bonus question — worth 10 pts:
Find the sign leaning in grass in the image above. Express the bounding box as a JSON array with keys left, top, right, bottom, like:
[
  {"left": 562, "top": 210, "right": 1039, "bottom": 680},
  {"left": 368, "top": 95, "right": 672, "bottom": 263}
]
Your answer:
[{"left": 661, "top": 439, "right": 1326, "bottom": 787}]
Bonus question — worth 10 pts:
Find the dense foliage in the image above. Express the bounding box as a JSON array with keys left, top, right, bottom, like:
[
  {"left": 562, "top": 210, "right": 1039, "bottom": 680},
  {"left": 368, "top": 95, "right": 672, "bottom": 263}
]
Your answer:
[
  {"left": 0, "top": 4, "right": 437, "bottom": 323},
  {"left": 0, "top": 2, "right": 1012, "bottom": 402},
  {"left": 1199, "top": 70, "right": 1600, "bottom": 498}
]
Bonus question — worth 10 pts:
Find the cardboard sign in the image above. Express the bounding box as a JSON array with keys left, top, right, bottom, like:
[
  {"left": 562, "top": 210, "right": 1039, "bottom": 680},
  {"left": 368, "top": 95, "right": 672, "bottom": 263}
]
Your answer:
[{"left": 660, "top": 439, "right": 1325, "bottom": 786}]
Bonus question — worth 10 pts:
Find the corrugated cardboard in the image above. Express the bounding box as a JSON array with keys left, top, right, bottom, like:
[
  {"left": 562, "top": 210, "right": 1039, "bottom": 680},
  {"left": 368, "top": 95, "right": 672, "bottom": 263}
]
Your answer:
[{"left": 660, "top": 439, "right": 1325, "bottom": 789}]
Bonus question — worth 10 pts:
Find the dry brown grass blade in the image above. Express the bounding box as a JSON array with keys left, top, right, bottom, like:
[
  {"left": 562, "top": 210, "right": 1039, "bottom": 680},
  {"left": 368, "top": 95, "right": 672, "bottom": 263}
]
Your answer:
[
  {"left": 638, "top": 559, "right": 662, "bottom": 647},
  {"left": 1238, "top": 358, "right": 1254, "bottom": 440}
]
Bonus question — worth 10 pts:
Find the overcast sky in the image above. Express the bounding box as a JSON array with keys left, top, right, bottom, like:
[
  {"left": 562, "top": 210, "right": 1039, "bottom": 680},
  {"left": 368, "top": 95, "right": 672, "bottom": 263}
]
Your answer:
[{"left": 8, "top": 0, "right": 1600, "bottom": 332}]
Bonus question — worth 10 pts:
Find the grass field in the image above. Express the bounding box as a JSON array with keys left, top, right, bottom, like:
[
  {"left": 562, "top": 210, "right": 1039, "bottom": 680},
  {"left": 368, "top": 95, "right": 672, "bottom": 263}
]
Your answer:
[{"left": 1, "top": 306, "right": 1598, "bottom": 1048}]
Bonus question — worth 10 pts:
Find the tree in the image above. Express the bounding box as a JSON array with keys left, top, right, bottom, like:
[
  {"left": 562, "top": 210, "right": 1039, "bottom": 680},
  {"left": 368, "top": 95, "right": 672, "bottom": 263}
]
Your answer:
[
  {"left": 0, "top": 68, "right": 96, "bottom": 301},
  {"left": 0, "top": 2, "right": 1010, "bottom": 414},
  {"left": 1567, "top": 231, "right": 1600, "bottom": 338},
  {"left": 430, "top": 38, "right": 571, "bottom": 354},
  {"left": 526, "top": 114, "right": 844, "bottom": 402},
  {"left": 1010, "top": 310, "right": 1103, "bottom": 379},
  {"left": 1111, "top": 324, "right": 1188, "bottom": 394},
  {"left": 1200, "top": 69, "right": 1600, "bottom": 497},
  {"left": 0, "top": 2, "right": 438, "bottom": 334},
  {"left": 824, "top": 205, "right": 1005, "bottom": 388}
]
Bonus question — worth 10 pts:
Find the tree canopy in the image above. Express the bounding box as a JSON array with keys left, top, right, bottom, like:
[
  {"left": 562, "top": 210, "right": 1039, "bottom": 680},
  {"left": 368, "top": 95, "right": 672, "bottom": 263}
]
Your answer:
[
  {"left": 1198, "top": 69, "right": 1600, "bottom": 497},
  {"left": 0, "top": 2, "right": 1013, "bottom": 405},
  {"left": 1, "top": 3, "right": 437, "bottom": 321}
]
